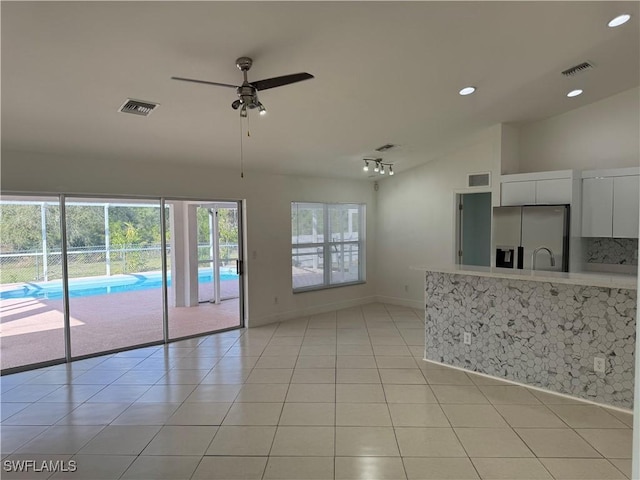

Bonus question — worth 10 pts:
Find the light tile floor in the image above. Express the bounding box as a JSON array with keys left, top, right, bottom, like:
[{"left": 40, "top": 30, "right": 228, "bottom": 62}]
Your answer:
[{"left": 0, "top": 303, "right": 634, "bottom": 479}]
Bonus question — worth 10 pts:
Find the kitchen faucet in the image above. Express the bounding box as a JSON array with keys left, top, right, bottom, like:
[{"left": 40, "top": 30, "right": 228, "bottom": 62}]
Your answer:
[{"left": 531, "top": 246, "right": 556, "bottom": 270}]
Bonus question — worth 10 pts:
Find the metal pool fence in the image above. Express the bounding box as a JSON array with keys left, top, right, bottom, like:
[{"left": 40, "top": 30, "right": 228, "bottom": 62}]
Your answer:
[{"left": 0, "top": 244, "right": 238, "bottom": 284}]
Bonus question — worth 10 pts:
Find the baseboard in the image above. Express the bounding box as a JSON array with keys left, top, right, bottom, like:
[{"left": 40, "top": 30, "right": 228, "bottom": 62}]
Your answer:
[
  {"left": 248, "top": 295, "right": 378, "bottom": 327},
  {"left": 422, "top": 358, "right": 634, "bottom": 414},
  {"left": 375, "top": 295, "right": 424, "bottom": 311}
]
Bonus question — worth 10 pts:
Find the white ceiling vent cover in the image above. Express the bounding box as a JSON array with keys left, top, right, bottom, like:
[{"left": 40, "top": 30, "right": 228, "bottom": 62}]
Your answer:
[
  {"left": 561, "top": 61, "right": 594, "bottom": 77},
  {"left": 118, "top": 99, "right": 159, "bottom": 116}
]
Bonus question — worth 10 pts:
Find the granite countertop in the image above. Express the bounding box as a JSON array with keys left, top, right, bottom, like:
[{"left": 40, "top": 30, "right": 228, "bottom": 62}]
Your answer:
[{"left": 413, "top": 264, "right": 637, "bottom": 290}]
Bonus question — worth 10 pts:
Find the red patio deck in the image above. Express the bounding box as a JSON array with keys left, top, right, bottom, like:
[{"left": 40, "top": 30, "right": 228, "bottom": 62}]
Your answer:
[{"left": 0, "top": 280, "right": 240, "bottom": 371}]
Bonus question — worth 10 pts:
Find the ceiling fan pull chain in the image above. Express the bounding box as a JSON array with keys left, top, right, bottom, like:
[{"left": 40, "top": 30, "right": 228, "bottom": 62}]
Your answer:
[
  {"left": 246, "top": 114, "right": 251, "bottom": 137},
  {"left": 239, "top": 115, "right": 244, "bottom": 178}
]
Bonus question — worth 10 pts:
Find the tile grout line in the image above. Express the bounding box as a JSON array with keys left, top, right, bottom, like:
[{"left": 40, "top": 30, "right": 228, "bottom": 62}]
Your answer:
[{"left": 383, "top": 303, "right": 411, "bottom": 480}]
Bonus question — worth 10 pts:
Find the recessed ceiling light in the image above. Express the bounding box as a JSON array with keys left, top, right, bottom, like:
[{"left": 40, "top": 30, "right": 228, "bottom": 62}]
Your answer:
[
  {"left": 608, "top": 14, "right": 631, "bottom": 27},
  {"left": 459, "top": 86, "right": 476, "bottom": 96},
  {"left": 567, "top": 89, "right": 583, "bottom": 98}
]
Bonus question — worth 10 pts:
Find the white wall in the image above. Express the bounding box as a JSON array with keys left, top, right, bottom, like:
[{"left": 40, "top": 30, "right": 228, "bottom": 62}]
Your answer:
[
  {"left": 374, "top": 125, "right": 502, "bottom": 308},
  {"left": 500, "top": 123, "right": 520, "bottom": 175},
  {"left": 518, "top": 86, "right": 640, "bottom": 173},
  {"left": 0, "top": 150, "right": 377, "bottom": 326}
]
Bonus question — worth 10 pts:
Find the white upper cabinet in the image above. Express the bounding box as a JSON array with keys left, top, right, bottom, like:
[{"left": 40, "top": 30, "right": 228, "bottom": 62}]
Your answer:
[
  {"left": 535, "top": 178, "right": 573, "bottom": 204},
  {"left": 581, "top": 167, "right": 639, "bottom": 239},
  {"left": 581, "top": 177, "right": 614, "bottom": 237},
  {"left": 501, "top": 181, "right": 536, "bottom": 206},
  {"left": 612, "top": 175, "right": 640, "bottom": 238},
  {"left": 500, "top": 171, "right": 573, "bottom": 206}
]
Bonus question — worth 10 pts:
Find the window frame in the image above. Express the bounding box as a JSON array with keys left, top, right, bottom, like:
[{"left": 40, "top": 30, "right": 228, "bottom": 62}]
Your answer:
[{"left": 291, "top": 202, "right": 366, "bottom": 293}]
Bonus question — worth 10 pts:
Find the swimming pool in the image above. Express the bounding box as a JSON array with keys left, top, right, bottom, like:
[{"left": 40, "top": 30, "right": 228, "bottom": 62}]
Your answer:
[{"left": 0, "top": 270, "right": 239, "bottom": 300}]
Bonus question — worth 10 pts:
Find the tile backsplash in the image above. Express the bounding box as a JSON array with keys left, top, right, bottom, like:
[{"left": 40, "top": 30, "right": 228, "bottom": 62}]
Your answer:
[{"left": 585, "top": 237, "right": 638, "bottom": 265}]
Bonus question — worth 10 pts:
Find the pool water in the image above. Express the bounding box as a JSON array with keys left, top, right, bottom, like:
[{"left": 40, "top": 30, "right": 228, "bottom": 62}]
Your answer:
[{"left": 0, "top": 270, "right": 239, "bottom": 300}]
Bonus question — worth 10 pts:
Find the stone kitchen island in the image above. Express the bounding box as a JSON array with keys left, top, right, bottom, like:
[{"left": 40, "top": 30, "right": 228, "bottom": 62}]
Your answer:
[{"left": 419, "top": 265, "right": 637, "bottom": 409}]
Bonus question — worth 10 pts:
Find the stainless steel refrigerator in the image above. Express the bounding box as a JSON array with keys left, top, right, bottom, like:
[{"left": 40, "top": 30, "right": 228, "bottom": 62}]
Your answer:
[{"left": 493, "top": 205, "right": 570, "bottom": 272}]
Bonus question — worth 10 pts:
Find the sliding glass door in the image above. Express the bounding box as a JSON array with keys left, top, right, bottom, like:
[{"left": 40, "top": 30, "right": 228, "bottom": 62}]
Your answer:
[
  {"left": 165, "top": 200, "right": 242, "bottom": 340},
  {"left": 217, "top": 204, "right": 241, "bottom": 302},
  {"left": 65, "top": 197, "right": 164, "bottom": 357},
  {"left": 0, "top": 194, "right": 243, "bottom": 372},
  {"left": 0, "top": 196, "right": 66, "bottom": 369}
]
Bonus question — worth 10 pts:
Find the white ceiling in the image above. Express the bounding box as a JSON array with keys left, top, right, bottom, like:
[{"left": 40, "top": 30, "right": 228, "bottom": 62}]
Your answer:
[{"left": 2, "top": 1, "right": 638, "bottom": 179}]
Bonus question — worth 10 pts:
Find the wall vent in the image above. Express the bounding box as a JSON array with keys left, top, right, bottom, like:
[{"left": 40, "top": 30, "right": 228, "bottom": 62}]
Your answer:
[
  {"left": 467, "top": 172, "right": 491, "bottom": 188},
  {"left": 118, "top": 99, "right": 159, "bottom": 116},
  {"left": 561, "top": 61, "right": 594, "bottom": 77}
]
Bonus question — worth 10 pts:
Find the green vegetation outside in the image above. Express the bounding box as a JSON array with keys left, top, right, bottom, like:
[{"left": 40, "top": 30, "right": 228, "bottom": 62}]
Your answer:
[{"left": 0, "top": 202, "right": 238, "bottom": 284}]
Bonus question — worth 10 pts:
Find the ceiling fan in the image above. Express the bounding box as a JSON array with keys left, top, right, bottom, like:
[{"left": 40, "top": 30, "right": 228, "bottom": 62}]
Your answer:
[{"left": 172, "top": 57, "right": 314, "bottom": 117}]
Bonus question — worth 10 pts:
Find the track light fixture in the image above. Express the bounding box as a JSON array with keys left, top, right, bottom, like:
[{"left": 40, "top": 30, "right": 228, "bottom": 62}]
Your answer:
[{"left": 363, "top": 158, "right": 395, "bottom": 176}]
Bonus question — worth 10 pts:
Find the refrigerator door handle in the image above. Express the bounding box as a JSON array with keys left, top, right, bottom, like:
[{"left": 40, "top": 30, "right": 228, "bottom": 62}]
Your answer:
[{"left": 517, "top": 246, "right": 524, "bottom": 269}]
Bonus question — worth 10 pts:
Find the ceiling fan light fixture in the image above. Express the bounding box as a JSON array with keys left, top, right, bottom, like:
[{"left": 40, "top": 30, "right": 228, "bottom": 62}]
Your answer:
[
  {"left": 608, "top": 14, "right": 631, "bottom": 27},
  {"left": 172, "top": 57, "right": 313, "bottom": 118}
]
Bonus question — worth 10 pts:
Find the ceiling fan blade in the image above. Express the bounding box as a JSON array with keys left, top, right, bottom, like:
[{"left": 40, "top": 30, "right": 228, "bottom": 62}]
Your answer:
[
  {"left": 251, "top": 73, "right": 314, "bottom": 91},
  {"left": 171, "top": 77, "right": 239, "bottom": 89}
]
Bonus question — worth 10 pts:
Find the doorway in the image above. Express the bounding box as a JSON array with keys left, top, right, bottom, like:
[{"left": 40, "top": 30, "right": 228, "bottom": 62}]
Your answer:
[
  {"left": 165, "top": 199, "right": 243, "bottom": 340},
  {"left": 196, "top": 203, "right": 241, "bottom": 304},
  {"left": 457, "top": 192, "right": 491, "bottom": 266}
]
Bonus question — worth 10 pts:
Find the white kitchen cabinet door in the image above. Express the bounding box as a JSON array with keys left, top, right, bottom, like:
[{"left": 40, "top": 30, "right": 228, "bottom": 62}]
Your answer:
[
  {"left": 501, "top": 181, "right": 536, "bottom": 206},
  {"left": 613, "top": 175, "right": 639, "bottom": 238},
  {"left": 582, "top": 177, "right": 613, "bottom": 237},
  {"left": 535, "top": 178, "right": 572, "bottom": 204}
]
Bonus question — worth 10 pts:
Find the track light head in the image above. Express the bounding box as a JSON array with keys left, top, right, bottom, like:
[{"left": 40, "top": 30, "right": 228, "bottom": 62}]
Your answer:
[{"left": 363, "top": 160, "right": 369, "bottom": 172}]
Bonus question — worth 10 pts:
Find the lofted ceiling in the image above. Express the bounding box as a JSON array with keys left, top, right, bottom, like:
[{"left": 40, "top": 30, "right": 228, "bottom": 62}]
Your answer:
[{"left": 1, "top": 1, "right": 639, "bottom": 180}]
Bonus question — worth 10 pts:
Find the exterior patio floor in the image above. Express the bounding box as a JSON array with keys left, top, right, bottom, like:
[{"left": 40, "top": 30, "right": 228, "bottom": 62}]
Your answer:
[{"left": 0, "top": 281, "right": 240, "bottom": 371}]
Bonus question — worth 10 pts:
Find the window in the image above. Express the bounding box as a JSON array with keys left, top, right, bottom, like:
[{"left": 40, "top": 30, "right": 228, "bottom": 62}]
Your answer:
[{"left": 291, "top": 202, "right": 365, "bottom": 291}]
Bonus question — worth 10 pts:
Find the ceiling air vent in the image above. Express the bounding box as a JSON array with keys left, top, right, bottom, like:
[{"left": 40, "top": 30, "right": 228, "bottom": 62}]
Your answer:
[
  {"left": 375, "top": 143, "right": 397, "bottom": 152},
  {"left": 561, "top": 61, "right": 594, "bottom": 77},
  {"left": 118, "top": 99, "right": 159, "bottom": 116}
]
